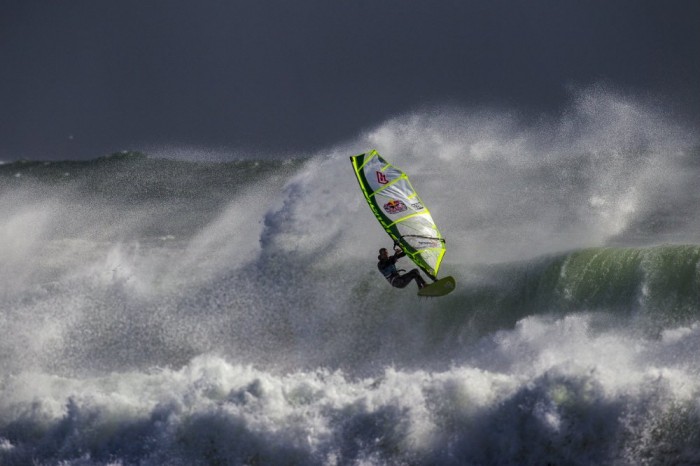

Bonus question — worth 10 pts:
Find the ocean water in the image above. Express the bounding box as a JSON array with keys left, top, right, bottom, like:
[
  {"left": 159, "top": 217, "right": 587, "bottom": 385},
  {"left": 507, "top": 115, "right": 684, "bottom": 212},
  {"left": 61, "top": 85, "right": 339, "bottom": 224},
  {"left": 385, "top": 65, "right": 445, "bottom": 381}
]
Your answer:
[{"left": 1, "top": 90, "right": 700, "bottom": 465}]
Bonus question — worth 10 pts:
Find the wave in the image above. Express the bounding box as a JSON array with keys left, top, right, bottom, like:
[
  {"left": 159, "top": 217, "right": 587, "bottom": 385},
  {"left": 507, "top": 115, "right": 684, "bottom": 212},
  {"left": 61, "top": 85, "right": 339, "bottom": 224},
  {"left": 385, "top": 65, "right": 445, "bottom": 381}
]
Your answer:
[
  {"left": 443, "top": 245, "right": 700, "bottom": 335},
  {"left": 1, "top": 149, "right": 699, "bottom": 375},
  {"left": 2, "top": 323, "right": 700, "bottom": 466},
  {"left": 0, "top": 152, "right": 305, "bottom": 239},
  {"left": 2, "top": 89, "right": 700, "bottom": 464}
]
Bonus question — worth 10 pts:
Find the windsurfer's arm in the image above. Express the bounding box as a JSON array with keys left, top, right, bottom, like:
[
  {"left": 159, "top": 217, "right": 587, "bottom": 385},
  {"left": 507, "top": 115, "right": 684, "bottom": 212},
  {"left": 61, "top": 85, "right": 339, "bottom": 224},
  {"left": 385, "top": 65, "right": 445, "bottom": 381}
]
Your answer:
[{"left": 392, "top": 249, "right": 406, "bottom": 260}]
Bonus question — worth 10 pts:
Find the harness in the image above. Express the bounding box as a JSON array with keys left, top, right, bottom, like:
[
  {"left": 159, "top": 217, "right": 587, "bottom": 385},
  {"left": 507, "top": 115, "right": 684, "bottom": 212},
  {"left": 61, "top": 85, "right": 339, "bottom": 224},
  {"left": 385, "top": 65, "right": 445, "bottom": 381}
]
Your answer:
[
  {"left": 379, "top": 260, "right": 405, "bottom": 285},
  {"left": 379, "top": 263, "right": 398, "bottom": 283}
]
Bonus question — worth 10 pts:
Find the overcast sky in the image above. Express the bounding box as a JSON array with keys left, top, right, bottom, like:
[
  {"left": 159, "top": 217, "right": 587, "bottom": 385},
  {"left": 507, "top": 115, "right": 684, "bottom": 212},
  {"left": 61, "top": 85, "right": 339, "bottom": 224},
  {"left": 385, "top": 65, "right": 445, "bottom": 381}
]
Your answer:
[{"left": 2, "top": 0, "right": 699, "bottom": 160}]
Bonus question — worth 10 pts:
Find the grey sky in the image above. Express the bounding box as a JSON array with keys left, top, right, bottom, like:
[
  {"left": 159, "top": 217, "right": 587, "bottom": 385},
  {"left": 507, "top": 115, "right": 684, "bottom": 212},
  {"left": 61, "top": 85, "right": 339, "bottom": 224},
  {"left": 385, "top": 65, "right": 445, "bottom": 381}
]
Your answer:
[{"left": 2, "top": 0, "right": 699, "bottom": 160}]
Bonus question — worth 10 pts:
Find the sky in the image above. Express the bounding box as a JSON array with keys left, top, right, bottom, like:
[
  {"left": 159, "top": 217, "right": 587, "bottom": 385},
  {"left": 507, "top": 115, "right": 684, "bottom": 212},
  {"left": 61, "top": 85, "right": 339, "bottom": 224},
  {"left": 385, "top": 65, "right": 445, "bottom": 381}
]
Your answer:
[{"left": 1, "top": 0, "right": 699, "bottom": 161}]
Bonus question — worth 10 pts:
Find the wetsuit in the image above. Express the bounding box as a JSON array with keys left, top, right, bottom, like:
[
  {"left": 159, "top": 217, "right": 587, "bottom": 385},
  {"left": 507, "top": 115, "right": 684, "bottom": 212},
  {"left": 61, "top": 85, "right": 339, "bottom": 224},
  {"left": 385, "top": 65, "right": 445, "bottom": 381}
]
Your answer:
[{"left": 377, "top": 250, "right": 427, "bottom": 290}]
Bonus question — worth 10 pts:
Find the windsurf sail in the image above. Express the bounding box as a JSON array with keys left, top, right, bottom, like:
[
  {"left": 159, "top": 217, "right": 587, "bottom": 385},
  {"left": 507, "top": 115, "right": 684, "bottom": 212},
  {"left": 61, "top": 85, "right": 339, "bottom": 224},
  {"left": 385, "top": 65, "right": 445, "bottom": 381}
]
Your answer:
[{"left": 350, "top": 150, "right": 446, "bottom": 279}]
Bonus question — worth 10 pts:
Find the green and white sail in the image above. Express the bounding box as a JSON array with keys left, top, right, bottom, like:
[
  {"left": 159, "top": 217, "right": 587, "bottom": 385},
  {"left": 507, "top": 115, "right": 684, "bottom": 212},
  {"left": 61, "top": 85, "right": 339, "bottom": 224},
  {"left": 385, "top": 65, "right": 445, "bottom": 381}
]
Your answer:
[{"left": 350, "top": 150, "right": 446, "bottom": 279}]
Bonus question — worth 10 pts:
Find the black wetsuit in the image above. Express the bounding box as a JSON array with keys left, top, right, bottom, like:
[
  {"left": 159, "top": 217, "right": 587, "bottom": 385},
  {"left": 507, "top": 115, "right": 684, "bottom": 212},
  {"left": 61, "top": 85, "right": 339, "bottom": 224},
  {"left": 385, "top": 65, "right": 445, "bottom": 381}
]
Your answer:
[{"left": 377, "top": 250, "right": 427, "bottom": 290}]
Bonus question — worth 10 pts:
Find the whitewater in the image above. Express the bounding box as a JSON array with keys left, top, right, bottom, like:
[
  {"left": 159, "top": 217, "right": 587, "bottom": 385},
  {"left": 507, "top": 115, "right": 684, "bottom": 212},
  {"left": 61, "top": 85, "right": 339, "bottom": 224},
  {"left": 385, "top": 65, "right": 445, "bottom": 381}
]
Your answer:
[{"left": 1, "top": 89, "right": 700, "bottom": 465}]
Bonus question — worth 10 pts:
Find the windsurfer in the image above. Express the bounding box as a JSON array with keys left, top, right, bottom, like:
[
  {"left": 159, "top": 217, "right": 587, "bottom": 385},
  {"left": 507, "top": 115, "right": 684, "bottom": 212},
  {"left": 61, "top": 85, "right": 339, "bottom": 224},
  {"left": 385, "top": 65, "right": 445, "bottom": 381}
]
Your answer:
[{"left": 377, "top": 246, "right": 427, "bottom": 290}]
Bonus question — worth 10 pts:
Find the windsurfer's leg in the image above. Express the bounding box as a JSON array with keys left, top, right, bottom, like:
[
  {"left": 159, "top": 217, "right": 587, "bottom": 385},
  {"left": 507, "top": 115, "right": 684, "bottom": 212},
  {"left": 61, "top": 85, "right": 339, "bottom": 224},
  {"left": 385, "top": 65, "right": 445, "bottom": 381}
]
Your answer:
[
  {"left": 405, "top": 269, "right": 426, "bottom": 289},
  {"left": 391, "top": 275, "right": 410, "bottom": 289},
  {"left": 392, "top": 270, "right": 428, "bottom": 289}
]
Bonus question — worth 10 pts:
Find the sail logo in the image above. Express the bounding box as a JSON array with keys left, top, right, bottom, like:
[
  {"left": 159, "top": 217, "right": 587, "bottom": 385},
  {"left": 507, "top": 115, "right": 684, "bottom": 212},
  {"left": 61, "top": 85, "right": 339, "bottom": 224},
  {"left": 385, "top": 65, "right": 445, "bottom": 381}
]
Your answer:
[
  {"left": 418, "top": 239, "right": 440, "bottom": 247},
  {"left": 383, "top": 199, "right": 407, "bottom": 214},
  {"left": 376, "top": 171, "right": 389, "bottom": 184}
]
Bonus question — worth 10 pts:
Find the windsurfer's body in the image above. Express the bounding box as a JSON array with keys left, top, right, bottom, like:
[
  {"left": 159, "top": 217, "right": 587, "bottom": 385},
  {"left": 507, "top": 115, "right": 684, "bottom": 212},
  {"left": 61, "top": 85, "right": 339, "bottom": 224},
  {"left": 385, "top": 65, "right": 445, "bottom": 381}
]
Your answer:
[{"left": 377, "top": 246, "right": 427, "bottom": 290}]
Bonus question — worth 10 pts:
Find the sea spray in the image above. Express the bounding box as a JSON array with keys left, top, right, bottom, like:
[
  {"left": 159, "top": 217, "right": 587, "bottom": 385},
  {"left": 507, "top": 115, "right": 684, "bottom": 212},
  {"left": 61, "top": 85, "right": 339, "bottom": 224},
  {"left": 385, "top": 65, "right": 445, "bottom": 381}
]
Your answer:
[{"left": 1, "top": 88, "right": 700, "bottom": 464}]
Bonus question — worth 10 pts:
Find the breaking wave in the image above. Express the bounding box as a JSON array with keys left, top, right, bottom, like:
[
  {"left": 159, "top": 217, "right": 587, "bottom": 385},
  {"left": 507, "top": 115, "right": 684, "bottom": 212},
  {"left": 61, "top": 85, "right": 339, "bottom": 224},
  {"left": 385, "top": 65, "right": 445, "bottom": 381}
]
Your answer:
[{"left": 2, "top": 88, "right": 700, "bottom": 464}]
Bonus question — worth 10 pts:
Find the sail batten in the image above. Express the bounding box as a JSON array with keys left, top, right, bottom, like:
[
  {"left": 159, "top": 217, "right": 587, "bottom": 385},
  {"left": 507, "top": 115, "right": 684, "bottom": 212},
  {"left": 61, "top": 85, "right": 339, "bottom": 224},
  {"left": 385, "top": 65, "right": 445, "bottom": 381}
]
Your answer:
[{"left": 350, "top": 150, "right": 446, "bottom": 279}]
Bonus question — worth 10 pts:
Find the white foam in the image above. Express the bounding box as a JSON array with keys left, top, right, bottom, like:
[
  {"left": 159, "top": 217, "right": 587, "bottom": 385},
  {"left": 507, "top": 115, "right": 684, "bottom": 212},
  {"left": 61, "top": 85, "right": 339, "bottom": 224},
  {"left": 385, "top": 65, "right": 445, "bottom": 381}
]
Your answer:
[{"left": 2, "top": 315, "right": 700, "bottom": 464}]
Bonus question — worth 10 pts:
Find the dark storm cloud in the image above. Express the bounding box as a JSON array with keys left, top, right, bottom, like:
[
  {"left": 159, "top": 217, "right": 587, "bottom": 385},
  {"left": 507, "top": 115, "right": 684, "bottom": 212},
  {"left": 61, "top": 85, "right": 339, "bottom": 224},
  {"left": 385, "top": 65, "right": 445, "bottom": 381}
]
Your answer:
[{"left": 1, "top": 0, "right": 699, "bottom": 160}]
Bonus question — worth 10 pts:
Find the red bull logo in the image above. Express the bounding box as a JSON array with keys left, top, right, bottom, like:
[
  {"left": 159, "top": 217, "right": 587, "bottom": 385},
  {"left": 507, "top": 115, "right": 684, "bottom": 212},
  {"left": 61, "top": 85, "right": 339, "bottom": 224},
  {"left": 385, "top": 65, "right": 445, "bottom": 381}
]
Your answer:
[{"left": 383, "top": 199, "right": 407, "bottom": 214}]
